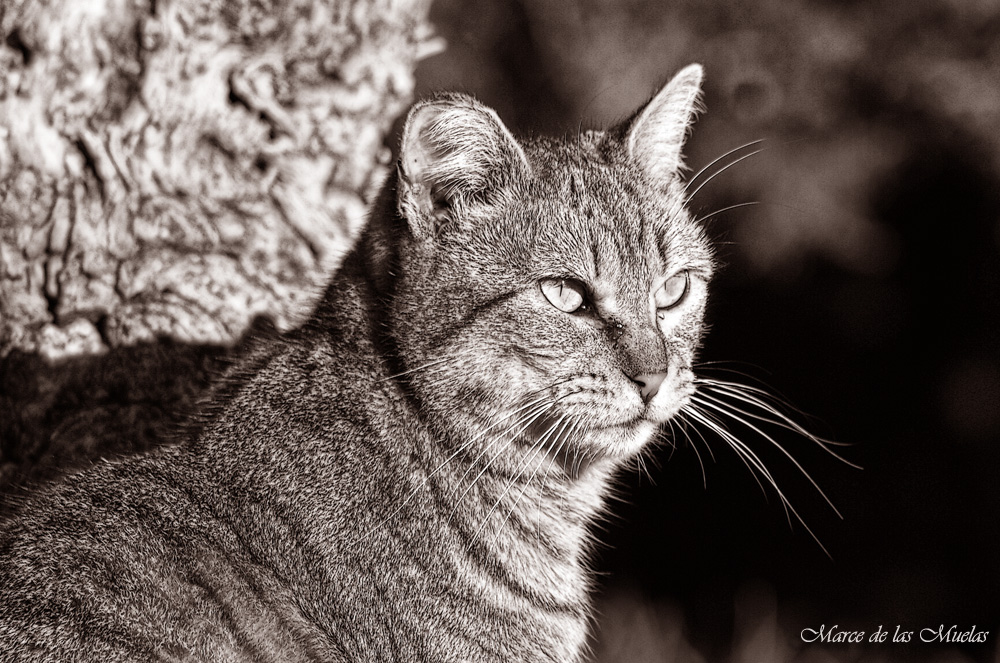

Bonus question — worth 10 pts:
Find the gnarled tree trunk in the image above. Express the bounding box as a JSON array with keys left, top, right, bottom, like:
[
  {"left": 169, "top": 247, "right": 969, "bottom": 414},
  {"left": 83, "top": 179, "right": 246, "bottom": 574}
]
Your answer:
[{"left": 0, "top": 0, "right": 438, "bottom": 484}]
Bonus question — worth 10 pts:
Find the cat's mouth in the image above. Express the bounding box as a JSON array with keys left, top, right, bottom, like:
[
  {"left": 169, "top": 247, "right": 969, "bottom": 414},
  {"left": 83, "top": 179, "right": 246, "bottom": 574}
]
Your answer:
[
  {"left": 507, "top": 367, "right": 696, "bottom": 463},
  {"left": 521, "top": 408, "right": 662, "bottom": 463}
]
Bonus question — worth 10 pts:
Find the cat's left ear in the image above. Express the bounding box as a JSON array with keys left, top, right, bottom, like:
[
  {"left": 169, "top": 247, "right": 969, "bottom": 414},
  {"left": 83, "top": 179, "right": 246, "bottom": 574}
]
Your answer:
[
  {"left": 625, "top": 64, "right": 704, "bottom": 185},
  {"left": 397, "top": 94, "right": 530, "bottom": 240}
]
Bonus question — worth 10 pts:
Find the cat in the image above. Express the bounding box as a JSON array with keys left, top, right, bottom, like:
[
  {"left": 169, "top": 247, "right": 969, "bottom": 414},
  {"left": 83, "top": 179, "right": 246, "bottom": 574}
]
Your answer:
[{"left": 0, "top": 64, "right": 712, "bottom": 662}]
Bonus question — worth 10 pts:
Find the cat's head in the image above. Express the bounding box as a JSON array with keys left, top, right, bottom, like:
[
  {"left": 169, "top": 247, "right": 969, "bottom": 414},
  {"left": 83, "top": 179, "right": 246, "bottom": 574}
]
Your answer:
[{"left": 389, "top": 65, "right": 713, "bottom": 476}]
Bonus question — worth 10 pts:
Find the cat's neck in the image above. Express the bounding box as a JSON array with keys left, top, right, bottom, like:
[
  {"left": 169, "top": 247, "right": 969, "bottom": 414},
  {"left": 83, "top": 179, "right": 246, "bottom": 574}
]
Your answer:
[
  {"left": 377, "top": 399, "right": 610, "bottom": 660},
  {"left": 410, "top": 418, "right": 614, "bottom": 583}
]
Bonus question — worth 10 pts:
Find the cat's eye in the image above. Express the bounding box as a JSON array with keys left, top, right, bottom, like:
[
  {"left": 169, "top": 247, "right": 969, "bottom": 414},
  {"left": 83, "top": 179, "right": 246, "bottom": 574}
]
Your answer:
[
  {"left": 655, "top": 271, "right": 690, "bottom": 310},
  {"left": 540, "top": 278, "right": 587, "bottom": 313}
]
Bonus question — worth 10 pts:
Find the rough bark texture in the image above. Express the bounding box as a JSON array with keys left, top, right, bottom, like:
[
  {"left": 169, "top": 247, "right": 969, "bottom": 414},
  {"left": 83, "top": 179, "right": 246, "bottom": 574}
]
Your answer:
[
  {"left": 0, "top": 0, "right": 437, "bottom": 361},
  {"left": 0, "top": 0, "right": 437, "bottom": 484}
]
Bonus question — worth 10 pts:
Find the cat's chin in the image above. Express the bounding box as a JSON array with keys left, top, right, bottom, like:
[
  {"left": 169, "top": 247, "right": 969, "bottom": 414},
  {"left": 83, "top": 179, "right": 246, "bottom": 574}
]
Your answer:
[
  {"left": 521, "top": 411, "right": 656, "bottom": 458},
  {"left": 602, "top": 419, "right": 662, "bottom": 459},
  {"left": 511, "top": 415, "right": 657, "bottom": 475},
  {"left": 568, "top": 419, "right": 660, "bottom": 463},
  {"left": 585, "top": 390, "right": 692, "bottom": 461}
]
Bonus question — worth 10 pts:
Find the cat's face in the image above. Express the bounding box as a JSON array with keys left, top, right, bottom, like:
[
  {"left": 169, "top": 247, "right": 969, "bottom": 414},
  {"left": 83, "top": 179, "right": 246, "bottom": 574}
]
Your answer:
[{"left": 391, "top": 66, "right": 712, "bottom": 475}]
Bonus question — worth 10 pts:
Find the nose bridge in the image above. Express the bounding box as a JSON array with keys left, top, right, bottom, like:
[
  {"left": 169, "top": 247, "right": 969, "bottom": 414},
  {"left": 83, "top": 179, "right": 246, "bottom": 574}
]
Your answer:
[
  {"left": 611, "top": 312, "right": 670, "bottom": 377},
  {"left": 598, "top": 264, "right": 668, "bottom": 376}
]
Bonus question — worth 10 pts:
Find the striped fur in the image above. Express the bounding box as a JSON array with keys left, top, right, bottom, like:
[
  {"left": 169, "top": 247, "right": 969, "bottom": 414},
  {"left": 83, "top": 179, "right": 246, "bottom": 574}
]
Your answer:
[{"left": 0, "top": 65, "right": 711, "bottom": 662}]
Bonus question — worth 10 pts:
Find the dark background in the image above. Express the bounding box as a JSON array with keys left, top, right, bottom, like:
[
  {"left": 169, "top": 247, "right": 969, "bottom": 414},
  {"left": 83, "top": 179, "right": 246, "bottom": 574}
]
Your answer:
[{"left": 415, "top": 0, "right": 1000, "bottom": 661}]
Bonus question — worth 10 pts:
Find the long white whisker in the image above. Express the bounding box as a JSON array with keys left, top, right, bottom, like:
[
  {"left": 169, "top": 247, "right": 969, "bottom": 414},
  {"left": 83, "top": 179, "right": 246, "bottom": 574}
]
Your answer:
[
  {"left": 674, "top": 407, "right": 717, "bottom": 487},
  {"left": 662, "top": 418, "right": 679, "bottom": 456},
  {"left": 693, "top": 201, "right": 761, "bottom": 225},
  {"left": 685, "top": 139, "right": 765, "bottom": 193},
  {"left": 371, "top": 395, "right": 563, "bottom": 543},
  {"left": 379, "top": 356, "right": 455, "bottom": 382},
  {"left": 701, "top": 383, "right": 859, "bottom": 471},
  {"left": 446, "top": 401, "right": 560, "bottom": 522},
  {"left": 698, "top": 374, "right": 827, "bottom": 430},
  {"left": 686, "top": 403, "right": 807, "bottom": 541},
  {"left": 473, "top": 415, "right": 567, "bottom": 546},
  {"left": 430, "top": 395, "right": 558, "bottom": 490},
  {"left": 635, "top": 445, "right": 650, "bottom": 484},
  {"left": 446, "top": 386, "right": 581, "bottom": 528},
  {"left": 683, "top": 404, "right": 771, "bottom": 500},
  {"left": 698, "top": 379, "right": 859, "bottom": 461},
  {"left": 686, "top": 148, "right": 764, "bottom": 202},
  {"left": 677, "top": 408, "right": 717, "bottom": 464},
  {"left": 491, "top": 415, "right": 579, "bottom": 550},
  {"left": 691, "top": 394, "right": 843, "bottom": 520}
]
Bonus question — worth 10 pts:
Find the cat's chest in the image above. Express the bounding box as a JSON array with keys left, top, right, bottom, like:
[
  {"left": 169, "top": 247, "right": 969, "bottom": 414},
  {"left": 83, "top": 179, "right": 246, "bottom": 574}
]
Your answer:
[
  {"left": 217, "top": 310, "right": 599, "bottom": 660},
  {"left": 279, "top": 407, "right": 595, "bottom": 661},
  {"left": 324, "top": 542, "right": 592, "bottom": 662}
]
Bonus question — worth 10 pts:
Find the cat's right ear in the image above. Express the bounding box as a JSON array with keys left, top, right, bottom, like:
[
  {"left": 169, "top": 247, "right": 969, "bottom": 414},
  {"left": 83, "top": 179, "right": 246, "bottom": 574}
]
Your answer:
[
  {"left": 397, "top": 94, "right": 530, "bottom": 239},
  {"left": 624, "top": 63, "right": 704, "bottom": 186}
]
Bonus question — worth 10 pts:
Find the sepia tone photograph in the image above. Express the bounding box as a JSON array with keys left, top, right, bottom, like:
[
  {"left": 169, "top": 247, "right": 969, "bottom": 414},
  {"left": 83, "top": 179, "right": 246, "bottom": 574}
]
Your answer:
[{"left": 1, "top": 0, "right": 998, "bottom": 661}]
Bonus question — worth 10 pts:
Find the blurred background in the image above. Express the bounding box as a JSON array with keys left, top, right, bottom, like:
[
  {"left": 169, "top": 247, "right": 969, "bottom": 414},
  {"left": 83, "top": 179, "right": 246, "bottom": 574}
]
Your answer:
[
  {"left": 1, "top": 0, "right": 996, "bottom": 660},
  {"left": 414, "top": 0, "right": 1000, "bottom": 661}
]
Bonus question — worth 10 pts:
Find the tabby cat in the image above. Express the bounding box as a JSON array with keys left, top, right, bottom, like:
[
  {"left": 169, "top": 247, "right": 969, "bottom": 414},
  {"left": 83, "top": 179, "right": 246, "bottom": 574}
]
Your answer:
[{"left": 1, "top": 64, "right": 712, "bottom": 661}]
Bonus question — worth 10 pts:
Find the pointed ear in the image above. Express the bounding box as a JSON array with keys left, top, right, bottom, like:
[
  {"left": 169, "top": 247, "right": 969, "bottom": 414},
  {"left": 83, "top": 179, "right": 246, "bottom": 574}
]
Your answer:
[
  {"left": 397, "top": 94, "right": 530, "bottom": 239},
  {"left": 625, "top": 64, "right": 704, "bottom": 186}
]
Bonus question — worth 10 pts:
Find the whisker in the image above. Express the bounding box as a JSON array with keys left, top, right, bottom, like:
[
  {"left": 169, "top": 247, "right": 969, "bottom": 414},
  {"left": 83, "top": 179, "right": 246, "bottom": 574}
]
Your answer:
[
  {"left": 680, "top": 410, "right": 710, "bottom": 489},
  {"left": 693, "top": 201, "right": 761, "bottom": 225},
  {"left": 686, "top": 146, "right": 765, "bottom": 202},
  {"left": 678, "top": 408, "right": 717, "bottom": 464},
  {"left": 673, "top": 406, "right": 722, "bottom": 486},
  {"left": 446, "top": 387, "right": 581, "bottom": 528},
  {"left": 693, "top": 360, "right": 769, "bottom": 376},
  {"left": 685, "top": 402, "right": 811, "bottom": 544},
  {"left": 682, "top": 404, "right": 772, "bottom": 500},
  {"left": 371, "top": 395, "right": 562, "bottom": 540},
  {"left": 523, "top": 376, "right": 579, "bottom": 400},
  {"left": 690, "top": 393, "right": 843, "bottom": 520},
  {"left": 661, "top": 419, "right": 679, "bottom": 455},
  {"left": 560, "top": 416, "right": 586, "bottom": 476},
  {"left": 699, "top": 383, "right": 834, "bottom": 451},
  {"left": 446, "top": 401, "right": 560, "bottom": 520},
  {"left": 568, "top": 431, "right": 584, "bottom": 478},
  {"left": 491, "top": 415, "right": 579, "bottom": 550},
  {"left": 699, "top": 381, "right": 822, "bottom": 436},
  {"left": 473, "top": 415, "right": 568, "bottom": 546},
  {"left": 436, "top": 395, "right": 558, "bottom": 482},
  {"left": 698, "top": 379, "right": 860, "bottom": 461},
  {"left": 379, "top": 356, "right": 456, "bottom": 382},
  {"left": 685, "top": 139, "right": 765, "bottom": 194},
  {"left": 635, "top": 446, "right": 650, "bottom": 484},
  {"left": 695, "top": 368, "right": 797, "bottom": 408}
]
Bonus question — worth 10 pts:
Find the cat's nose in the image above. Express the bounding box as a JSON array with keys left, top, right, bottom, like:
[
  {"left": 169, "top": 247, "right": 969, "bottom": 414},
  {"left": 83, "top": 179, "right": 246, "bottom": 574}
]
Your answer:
[{"left": 630, "top": 372, "right": 668, "bottom": 404}]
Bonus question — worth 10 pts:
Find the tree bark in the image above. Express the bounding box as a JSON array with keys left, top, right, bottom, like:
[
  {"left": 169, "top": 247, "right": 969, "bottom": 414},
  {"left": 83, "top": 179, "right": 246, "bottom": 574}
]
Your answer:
[
  {"left": 0, "top": 0, "right": 438, "bottom": 361},
  {"left": 0, "top": 0, "right": 438, "bottom": 485}
]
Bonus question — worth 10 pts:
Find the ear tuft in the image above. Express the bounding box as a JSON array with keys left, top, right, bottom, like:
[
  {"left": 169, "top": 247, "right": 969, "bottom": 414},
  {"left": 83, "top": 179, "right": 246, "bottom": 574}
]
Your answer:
[
  {"left": 397, "top": 95, "right": 529, "bottom": 238},
  {"left": 626, "top": 64, "right": 704, "bottom": 186}
]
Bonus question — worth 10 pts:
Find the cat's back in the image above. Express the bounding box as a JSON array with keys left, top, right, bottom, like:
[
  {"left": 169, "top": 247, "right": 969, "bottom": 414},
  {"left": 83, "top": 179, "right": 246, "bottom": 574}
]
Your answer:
[
  {"left": 0, "top": 274, "right": 405, "bottom": 662},
  {"left": 0, "top": 368, "right": 348, "bottom": 662},
  {"left": 1, "top": 451, "right": 192, "bottom": 658}
]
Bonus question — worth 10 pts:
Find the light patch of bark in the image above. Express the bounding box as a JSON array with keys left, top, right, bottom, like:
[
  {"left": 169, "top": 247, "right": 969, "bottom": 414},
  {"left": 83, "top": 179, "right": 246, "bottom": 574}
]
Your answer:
[{"left": 0, "top": 0, "right": 439, "bottom": 361}]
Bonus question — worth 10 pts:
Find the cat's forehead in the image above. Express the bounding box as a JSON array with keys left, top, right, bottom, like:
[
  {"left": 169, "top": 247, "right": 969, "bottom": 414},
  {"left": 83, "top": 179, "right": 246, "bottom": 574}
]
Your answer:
[{"left": 509, "top": 137, "right": 700, "bottom": 283}]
